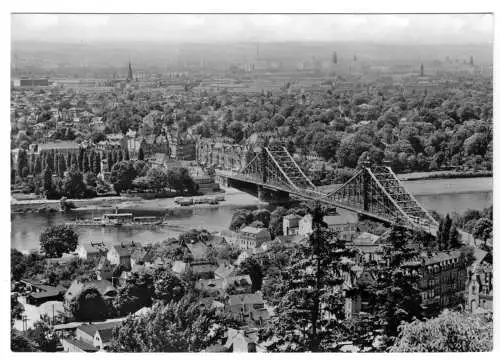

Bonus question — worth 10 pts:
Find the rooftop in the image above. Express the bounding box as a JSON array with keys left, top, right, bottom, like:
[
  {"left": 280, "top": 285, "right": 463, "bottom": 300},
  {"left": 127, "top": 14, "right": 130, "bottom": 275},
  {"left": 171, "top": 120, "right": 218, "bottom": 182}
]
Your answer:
[
  {"left": 61, "top": 338, "right": 98, "bottom": 352},
  {"left": 28, "top": 289, "right": 64, "bottom": 299},
  {"left": 65, "top": 279, "right": 117, "bottom": 301},
  {"left": 240, "top": 226, "right": 269, "bottom": 235},
  {"left": 186, "top": 242, "right": 209, "bottom": 260},
  {"left": 283, "top": 214, "right": 301, "bottom": 220},
  {"left": 77, "top": 320, "right": 122, "bottom": 338},
  {"left": 96, "top": 327, "right": 115, "bottom": 343},
  {"left": 228, "top": 293, "right": 264, "bottom": 306},
  {"left": 352, "top": 232, "right": 380, "bottom": 246},
  {"left": 424, "top": 250, "right": 463, "bottom": 266},
  {"left": 172, "top": 260, "right": 188, "bottom": 274},
  {"left": 37, "top": 141, "right": 80, "bottom": 151},
  {"left": 111, "top": 242, "right": 141, "bottom": 257}
]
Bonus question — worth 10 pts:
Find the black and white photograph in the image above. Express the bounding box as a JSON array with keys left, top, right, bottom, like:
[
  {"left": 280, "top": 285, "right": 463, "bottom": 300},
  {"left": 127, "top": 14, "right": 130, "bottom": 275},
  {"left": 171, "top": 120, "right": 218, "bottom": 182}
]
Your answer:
[{"left": 8, "top": 8, "right": 494, "bottom": 353}]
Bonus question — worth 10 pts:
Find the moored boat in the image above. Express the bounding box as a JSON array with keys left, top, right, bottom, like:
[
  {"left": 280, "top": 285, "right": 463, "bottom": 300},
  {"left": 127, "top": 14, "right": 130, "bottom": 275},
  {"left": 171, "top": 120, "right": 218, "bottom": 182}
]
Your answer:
[{"left": 65, "top": 212, "right": 166, "bottom": 227}]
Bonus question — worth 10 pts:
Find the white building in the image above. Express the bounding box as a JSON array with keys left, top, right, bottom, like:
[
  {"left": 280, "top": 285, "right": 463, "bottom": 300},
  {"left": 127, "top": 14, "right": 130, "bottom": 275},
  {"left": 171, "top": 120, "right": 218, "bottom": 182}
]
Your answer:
[
  {"left": 298, "top": 214, "right": 313, "bottom": 236},
  {"left": 282, "top": 214, "right": 301, "bottom": 236}
]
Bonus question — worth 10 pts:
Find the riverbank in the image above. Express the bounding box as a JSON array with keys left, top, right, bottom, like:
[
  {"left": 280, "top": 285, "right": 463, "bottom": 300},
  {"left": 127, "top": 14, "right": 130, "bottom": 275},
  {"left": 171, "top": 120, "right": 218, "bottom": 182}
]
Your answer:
[
  {"left": 398, "top": 170, "right": 492, "bottom": 181},
  {"left": 318, "top": 176, "right": 492, "bottom": 198},
  {"left": 110, "top": 187, "right": 265, "bottom": 212},
  {"left": 11, "top": 187, "right": 266, "bottom": 214},
  {"left": 10, "top": 196, "right": 141, "bottom": 214}
]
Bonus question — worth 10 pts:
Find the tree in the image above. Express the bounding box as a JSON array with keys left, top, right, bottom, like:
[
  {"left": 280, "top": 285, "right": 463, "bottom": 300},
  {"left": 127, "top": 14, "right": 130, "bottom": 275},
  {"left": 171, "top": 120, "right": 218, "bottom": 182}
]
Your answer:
[
  {"left": 83, "top": 172, "right": 97, "bottom": 188},
  {"left": 110, "top": 161, "right": 138, "bottom": 194},
  {"left": 391, "top": 310, "right": 493, "bottom": 352},
  {"left": 64, "top": 127, "right": 76, "bottom": 140},
  {"left": 153, "top": 270, "right": 186, "bottom": 304},
  {"left": 133, "top": 160, "right": 149, "bottom": 177},
  {"left": 91, "top": 132, "right": 107, "bottom": 143},
  {"left": 229, "top": 209, "right": 253, "bottom": 231},
  {"left": 271, "top": 114, "right": 286, "bottom": 128},
  {"left": 113, "top": 272, "right": 154, "bottom": 316},
  {"left": 106, "top": 151, "right": 113, "bottom": 169},
  {"left": 314, "top": 133, "right": 340, "bottom": 161},
  {"left": 238, "top": 257, "right": 263, "bottom": 292},
  {"left": 356, "top": 226, "right": 424, "bottom": 342},
  {"left": 448, "top": 224, "right": 460, "bottom": 249},
  {"left": 227, "top": 121, "right": 244, "bottom": 143},
  {"left": 70, "top": 152, "right": 78, "bottom": 169},
  {"left": 138, "top": 147, "right": 145, "bottom": 161},
  {"left": 26, "top": 321, "right": 59, "bottom": 352},
  {"left": 436, "top": 214, "right": 453, "bottom": 250},
  {"left": 11, "top": 249, "right": 27, "bottom": 281},
  {"left": 112, "top": 150, "right": 119, "bottom": 165},
  {"left": 11, "top": 330, "right": 37, "bottom": 352},
  {"left": 42, "top": 166, "right": 57, "bottom": 199},
  {"left": 34, "top": 156, "right": 43, "bottom": 175},
  {"left": 82, "top": 153, "right": 90, "bottom": 173},
  {"left": 382, "top": 269, "right": 423, "bottom": 338},
  {"left": 11, "top": 294, "right": 24, "bottom": 323},
  {"left": 464, "top": 133, "right": 489, "bottom": 156},
  {"left": 57, "top": 154, "right": 67, "bottom": 178},
  {"left": 262, "top": 205, "right": 353, "bottom": 352},
  {"left": 145, "top": 167, "right": 169, "bottom": 191},
  {"left": 179, "top": 229, "right": 212, "bottom": 246},
  {"left": 16, "top": 149, "right": 28, "bottom": 179},
  {"left": 123, "top": 148, "right": 130, "bottom": 161},
  {"left": 110, "top": 294, "right": 241, "bottom": 352},
  {"left": 78, "top": 148, "right": 85, "bottom": 172},
  {"left": 166, "top": 167, "right": 197, "bottom": 195},
  {"left": 65, "top": 153, "right": 72, "bottom": 169},
  {"left": 472, "top": 218, "right": 492, "bottom": 246},
  {"left": 69, "top": 286, "right": 109, "bottom": 322},
  {"left": 268, "top": 207, "right": 288, "bottom": 238},
  {"left": 39, "top": 225, "right": 78, "bottom": 258},
  {"left": 93, "top": 152, "right": 101, "bottom": 175},
  {"left": 61, "top": 166, "right": 91, "bottom": 198},
  {"left": 336, "top": 133, "right": 371, "bottom": 168}
]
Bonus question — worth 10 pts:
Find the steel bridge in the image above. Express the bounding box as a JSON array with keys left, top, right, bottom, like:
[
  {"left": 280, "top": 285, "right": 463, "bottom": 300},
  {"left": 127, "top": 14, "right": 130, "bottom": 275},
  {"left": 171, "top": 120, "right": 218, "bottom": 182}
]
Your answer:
[{"left": 217, "top": 141, "right": 440, "bottom": 235}]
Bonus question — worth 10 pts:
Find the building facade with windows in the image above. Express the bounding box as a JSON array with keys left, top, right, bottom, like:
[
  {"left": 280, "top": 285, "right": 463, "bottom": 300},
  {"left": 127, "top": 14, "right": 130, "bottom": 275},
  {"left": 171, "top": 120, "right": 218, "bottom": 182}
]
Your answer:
[{"left": 404, "top": 250, "right": 468, "bottom": 312}]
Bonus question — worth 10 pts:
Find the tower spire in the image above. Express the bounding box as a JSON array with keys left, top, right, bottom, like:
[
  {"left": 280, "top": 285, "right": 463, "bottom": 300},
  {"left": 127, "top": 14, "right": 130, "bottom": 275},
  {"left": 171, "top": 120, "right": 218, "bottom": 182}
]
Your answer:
[{"left": 127, "top": 59, "right": 134, "bottom": 82}]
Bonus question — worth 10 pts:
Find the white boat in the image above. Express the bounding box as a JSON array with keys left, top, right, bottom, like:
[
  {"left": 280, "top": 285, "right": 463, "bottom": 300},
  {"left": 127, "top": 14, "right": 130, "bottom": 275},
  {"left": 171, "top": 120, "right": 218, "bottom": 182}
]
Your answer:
[{"left": 66, "top": 212, "right": 165, "bottom": 227}]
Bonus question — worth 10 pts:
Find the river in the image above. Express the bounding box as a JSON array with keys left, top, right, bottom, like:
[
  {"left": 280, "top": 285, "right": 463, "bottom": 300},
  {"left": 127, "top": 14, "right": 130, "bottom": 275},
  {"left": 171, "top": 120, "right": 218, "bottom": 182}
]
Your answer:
[{"left": 11, "top": 177, "right": 493, "bottom": 253}]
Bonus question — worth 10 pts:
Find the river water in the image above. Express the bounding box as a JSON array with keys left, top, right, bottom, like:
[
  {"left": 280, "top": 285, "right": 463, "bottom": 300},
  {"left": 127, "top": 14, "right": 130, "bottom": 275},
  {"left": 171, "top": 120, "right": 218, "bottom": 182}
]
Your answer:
[{"left": 11, "top": 177, "right": 493, "bottom": 252}]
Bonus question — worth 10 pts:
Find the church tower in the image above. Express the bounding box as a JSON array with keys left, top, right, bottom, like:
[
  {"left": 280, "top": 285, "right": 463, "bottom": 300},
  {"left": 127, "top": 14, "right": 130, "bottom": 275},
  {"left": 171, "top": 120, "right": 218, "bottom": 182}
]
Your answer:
[{"left": 127, "top": 60, "right": 134, "bottom": 82}]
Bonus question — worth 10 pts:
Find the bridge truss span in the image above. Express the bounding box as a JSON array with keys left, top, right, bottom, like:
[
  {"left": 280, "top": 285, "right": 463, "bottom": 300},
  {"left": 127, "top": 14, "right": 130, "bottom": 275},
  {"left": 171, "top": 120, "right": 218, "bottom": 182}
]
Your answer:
[
  {"left": 222, "top": 142, "right": 439, "bottom": 235},
  {"left": 321, "top": 166, "right": 439, "bottom": 230}
]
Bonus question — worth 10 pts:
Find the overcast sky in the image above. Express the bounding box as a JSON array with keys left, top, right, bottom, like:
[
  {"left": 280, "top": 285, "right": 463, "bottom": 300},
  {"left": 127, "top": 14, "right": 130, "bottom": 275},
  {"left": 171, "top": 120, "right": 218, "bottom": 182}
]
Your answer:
[{"left": 11, "top": 14, "right": 493, "bottom": 44}]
